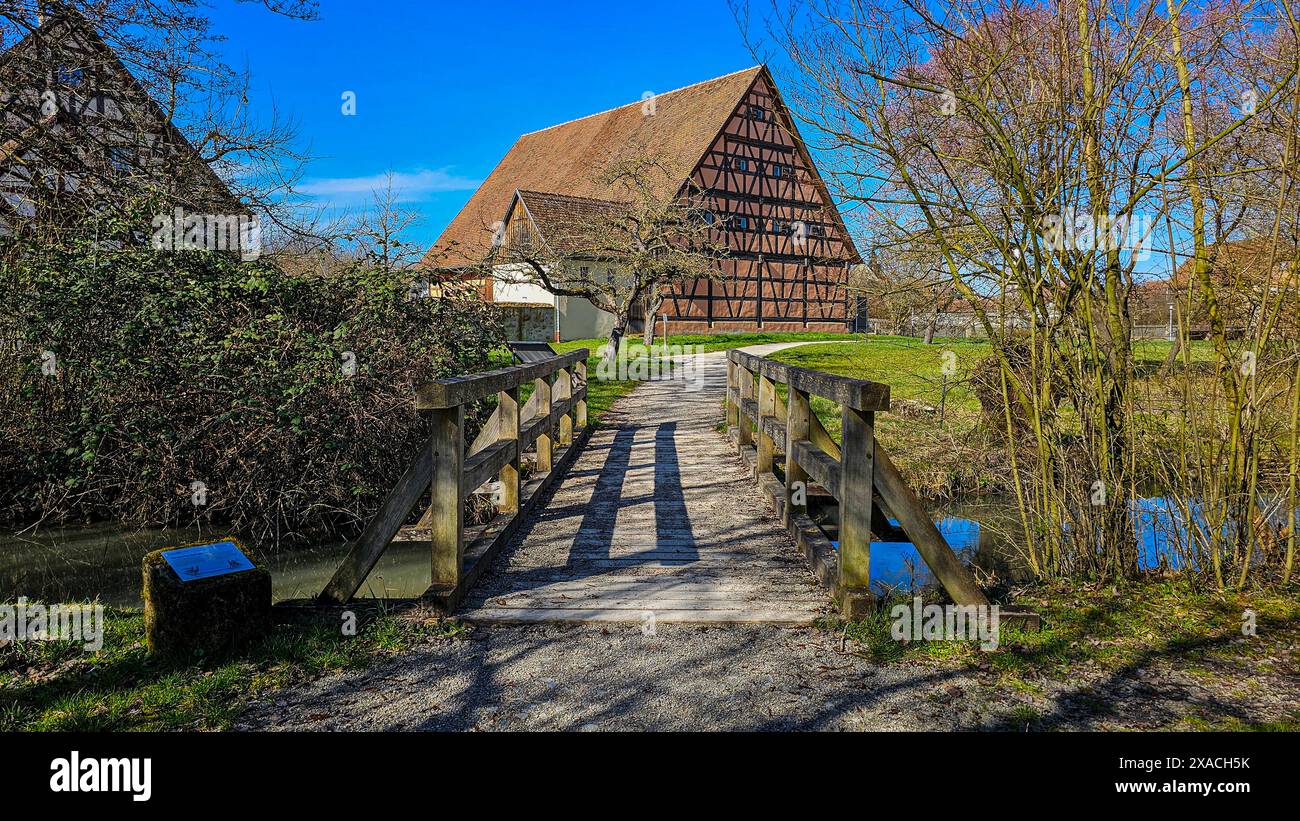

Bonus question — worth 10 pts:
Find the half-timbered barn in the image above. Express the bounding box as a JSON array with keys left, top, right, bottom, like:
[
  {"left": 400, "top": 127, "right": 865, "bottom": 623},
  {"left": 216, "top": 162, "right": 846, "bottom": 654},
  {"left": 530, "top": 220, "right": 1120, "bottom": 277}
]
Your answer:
[
  {"left": 423, "top": 66, "right": 859, "bottom": 340},
  {"left": 0, "top": 8, "right": 242, "bottom": 240}
]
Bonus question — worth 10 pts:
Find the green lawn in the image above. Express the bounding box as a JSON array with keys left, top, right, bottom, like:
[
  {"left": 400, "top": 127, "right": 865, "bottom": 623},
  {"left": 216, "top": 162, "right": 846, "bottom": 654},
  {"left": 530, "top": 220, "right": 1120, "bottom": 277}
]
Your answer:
[
  {"left": 553, "top": 330, "right": 857, "bottom": 357},
  {"left": 765, "top": 334, "right": 1215, "bottom": 496}
]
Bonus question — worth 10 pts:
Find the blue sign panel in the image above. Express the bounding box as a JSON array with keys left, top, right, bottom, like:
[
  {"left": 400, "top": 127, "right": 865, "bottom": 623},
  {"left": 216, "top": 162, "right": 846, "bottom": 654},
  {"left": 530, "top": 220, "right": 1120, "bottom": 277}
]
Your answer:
[{"left": 161, "top": 541, "right": 255, "bottom": 582}]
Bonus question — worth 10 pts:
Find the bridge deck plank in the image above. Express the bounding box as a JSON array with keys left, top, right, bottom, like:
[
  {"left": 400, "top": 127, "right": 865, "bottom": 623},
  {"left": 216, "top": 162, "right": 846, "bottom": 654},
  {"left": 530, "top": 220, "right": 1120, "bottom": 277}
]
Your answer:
[{"left": 459, "top": 351, "right": 829, "bottom": 625}]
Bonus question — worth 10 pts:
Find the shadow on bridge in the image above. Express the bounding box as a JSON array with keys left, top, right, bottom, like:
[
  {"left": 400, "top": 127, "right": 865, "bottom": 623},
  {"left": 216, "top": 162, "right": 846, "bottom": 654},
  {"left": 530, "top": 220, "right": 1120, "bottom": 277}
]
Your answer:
[{"left": 469, "top": 420, "right": 700, "bottom": 598}]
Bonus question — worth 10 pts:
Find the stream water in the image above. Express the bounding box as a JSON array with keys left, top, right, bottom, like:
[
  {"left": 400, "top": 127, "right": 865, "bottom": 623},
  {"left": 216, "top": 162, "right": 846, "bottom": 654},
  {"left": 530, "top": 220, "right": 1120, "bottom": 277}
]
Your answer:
[
  {"left": 1, "top": 495, "right": 1292, "bottom": 606},
  {"left": 0, "top": 525, "right": 435, "bottom": 608}
]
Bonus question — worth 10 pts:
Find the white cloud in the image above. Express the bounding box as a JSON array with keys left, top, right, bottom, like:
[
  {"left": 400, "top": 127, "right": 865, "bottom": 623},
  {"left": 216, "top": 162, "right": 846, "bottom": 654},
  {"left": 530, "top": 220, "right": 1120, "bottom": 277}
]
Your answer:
[{"left": 299, "top": 168, "right": 481, "bottom": 204}]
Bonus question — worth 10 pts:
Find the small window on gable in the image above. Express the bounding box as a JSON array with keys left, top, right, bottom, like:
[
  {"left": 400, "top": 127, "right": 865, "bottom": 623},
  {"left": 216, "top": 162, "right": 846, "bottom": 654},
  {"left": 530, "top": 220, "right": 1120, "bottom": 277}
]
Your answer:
[
  {"left": 771, "top": 164, "right": 783, "bottom": 178},
  {"left": 58, "top": 67, "right": 85, "bottom": 87},
  {"left": 748, "top": 104, "right": 767, "bottom": 120},
  {"left": 703, "top": 211, "right": 715, "bottom": 225},
  {"left": 735, "top": 216, "right": 749, "bottom": 231},
  {"left": 734, "top": 157, "right": 749, "bottom": 173}
]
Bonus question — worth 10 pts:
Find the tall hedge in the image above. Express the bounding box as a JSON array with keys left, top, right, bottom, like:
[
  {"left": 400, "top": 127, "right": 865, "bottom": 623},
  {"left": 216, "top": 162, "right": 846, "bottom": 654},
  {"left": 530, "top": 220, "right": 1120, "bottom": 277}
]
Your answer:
[{"left": 0, "top": 239, "right": 503, "bottom": 544}]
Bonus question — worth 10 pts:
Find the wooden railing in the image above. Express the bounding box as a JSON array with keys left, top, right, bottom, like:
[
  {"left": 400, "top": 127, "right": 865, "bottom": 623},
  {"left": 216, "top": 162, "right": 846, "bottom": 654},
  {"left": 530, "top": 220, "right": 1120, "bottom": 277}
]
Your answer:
[
  {"left": 726, "top": 349, "right": 988, "bottom": 617},
  {"left": 319, "top": 350, "right": 590, "bottom": 607}
]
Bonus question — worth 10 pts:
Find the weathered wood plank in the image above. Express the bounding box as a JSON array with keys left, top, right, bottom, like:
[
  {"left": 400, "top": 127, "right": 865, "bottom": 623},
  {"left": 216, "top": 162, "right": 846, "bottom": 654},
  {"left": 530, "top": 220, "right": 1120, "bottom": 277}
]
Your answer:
[
  {"left": 729, "top": 349, "right": 890, "bottom": 411},
  {"left": 784, "top": 386, "right": 811, "bottom": 528},
  {"left": 838, "top": 405, "right": 874, "bottom": 617},
  {"left": 416, "top": 349, "right": 587, "bottom": 409},
  {"left": 463, "top": 438, "right": 516, "bottom": 499},
  {"left": 318, "top": 430, "right": 436, "bottom": 605},
  {"left": 429, "top": 405, "right": 464, "bottom": 591},
  {"left": 872, "top": 441, "right": 989, "bottom": 607},
  {"left": 575, "top": 360, "right": 588, "bottom": 429},
  {"left": 498, "top": 386, "right": 520, "bottom": 514},
  {"left": 762, "top": 415, "right": 786, "bottom": 452},
  {"left": 792, "top": 439, "right": 841, "bottom": 499},
  {"left": 557, "top": 366, "right": 574, "bottom": 446},
  {"left": 756, "top": 373, "right": 776, "bottom": 475},
  {"left": 534, "top": 372, "right": 553, "bottom": 473},
  {"left": 737, "top": 366, "right": 754, "bottom": 447}
]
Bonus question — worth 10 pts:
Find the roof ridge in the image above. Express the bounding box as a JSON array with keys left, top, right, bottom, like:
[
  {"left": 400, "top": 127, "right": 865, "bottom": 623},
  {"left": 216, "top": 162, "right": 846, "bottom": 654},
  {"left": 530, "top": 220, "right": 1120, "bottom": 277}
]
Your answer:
[
  {"left": 516, "top": 189, "right": 625, "bottom": 206},
  {"left": 518, "top": 65, "right": 762, "bottom": 138}
]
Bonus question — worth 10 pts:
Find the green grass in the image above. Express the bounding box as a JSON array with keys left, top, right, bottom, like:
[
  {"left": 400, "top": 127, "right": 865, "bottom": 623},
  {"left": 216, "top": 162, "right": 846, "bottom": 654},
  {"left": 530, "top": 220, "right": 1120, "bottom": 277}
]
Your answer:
[
  {"left": 489, "top": 332, "right": 856, "bottom": 427},
  {"left": 554, "top": 330, "right": 855, "bottom": 357},
  {"left": 765, "top": 335, "right": 1220, "bottom": 496},
  {"left": 0, "top": 603, "right": 470, "bottom": 731},
  {"left": 828, "top": 579, "right": 1300, "bottom": 690}
]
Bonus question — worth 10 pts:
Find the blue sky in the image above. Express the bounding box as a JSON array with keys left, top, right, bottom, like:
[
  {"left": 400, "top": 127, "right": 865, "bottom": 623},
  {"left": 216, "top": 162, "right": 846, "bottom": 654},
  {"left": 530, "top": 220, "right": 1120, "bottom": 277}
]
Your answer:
[{"left": 211, "top": 0, "right": 759, "bottom": 248}]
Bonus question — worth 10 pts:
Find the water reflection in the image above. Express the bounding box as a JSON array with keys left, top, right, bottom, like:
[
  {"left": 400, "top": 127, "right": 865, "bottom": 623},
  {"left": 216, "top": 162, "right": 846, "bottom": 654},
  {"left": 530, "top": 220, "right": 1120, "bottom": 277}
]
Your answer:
[{"left": 831, "top": 495, "right": 1299, "bottom": 594}]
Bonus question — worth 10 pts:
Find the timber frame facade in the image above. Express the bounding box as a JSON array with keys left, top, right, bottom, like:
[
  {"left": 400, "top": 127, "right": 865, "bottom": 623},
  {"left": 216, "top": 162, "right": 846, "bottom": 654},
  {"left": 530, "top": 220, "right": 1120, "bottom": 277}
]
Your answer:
[
  {"left": 424, "top": 66, "right": 859, "bottom": 334},
  {"left": 671, "top": 71, "right": 855, "bottom": 332},
  {"left": 0, "top": 8, "right": 240, "bottom": 239}
]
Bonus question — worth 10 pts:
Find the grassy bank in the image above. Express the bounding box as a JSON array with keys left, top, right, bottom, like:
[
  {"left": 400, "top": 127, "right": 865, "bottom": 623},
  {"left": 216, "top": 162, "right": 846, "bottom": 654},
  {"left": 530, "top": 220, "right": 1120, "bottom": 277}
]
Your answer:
[
  {"left": 825, "top": 579, "right": 1300, "bottom": 730},
  {"left": 0, "top": 604, "right": 470, "bottom": 731},
  {"left": 768, "top": 335, "right": 1219, "bottom": 497}
]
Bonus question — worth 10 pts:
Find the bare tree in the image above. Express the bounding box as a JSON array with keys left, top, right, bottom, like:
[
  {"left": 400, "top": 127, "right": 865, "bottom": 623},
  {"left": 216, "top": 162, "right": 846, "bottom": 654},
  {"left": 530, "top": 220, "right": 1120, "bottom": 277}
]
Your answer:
[
  {"left": 0, "top": 1, "right": 317, "bottom": 242},
  {"left": 489, "top": 152, "right": 729, "bottom": 355},
  {"left": 750, "top": 0, "right": 1300, "bottom": 585}
]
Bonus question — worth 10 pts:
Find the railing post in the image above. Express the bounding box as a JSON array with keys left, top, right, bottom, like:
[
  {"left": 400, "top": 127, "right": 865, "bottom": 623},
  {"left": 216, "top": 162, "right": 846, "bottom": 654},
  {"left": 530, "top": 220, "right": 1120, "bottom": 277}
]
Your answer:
[
  {"left": 535, "top": 371, "right": 553, "bottom": 473},
  {"left": 738, "top": 366, "right": 754, "bottom": 447},
  {"left": 756, "top": 372, "right": 776, "bottom": 474},
  {"left": 558, "top": 365, "right": 574, "bottom": 446},
  {"left": 726, "top": 358, "right": 738, "bottom": 432},
  {"left": 498, "top": 386, "right": 520, "bottom": 514},
  {"left": 784, "top": 385, "right": 810, "bottom": 526},
  {"left": 839, "top": 405, "right": 875, "bottom": 617},
  {"left": 575, "top": 359, "right": 588, "bottom": 429},
  {"left": 429, "top": 403, "right": 464, "bottom": 590}
]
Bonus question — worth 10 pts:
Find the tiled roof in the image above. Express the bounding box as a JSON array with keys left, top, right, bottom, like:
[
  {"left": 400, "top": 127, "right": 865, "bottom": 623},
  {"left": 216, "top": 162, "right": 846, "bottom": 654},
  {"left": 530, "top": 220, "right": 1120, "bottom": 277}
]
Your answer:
[
  {"left": 510, "top": 189, "right": 630, "bottom": 258},
  {"left": 423, "top": 66, "right": 763, "bottom": 268},
  {"left": 1172, "top": 237, "right": 1299, "bottom": 288}
]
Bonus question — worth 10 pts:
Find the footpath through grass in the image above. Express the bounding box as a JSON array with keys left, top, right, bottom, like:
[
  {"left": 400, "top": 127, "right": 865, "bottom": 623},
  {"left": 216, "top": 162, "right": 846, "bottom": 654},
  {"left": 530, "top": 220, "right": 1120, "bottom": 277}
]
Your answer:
[{"left": 510, "top": 332, "right": 857, "bottom": 428}]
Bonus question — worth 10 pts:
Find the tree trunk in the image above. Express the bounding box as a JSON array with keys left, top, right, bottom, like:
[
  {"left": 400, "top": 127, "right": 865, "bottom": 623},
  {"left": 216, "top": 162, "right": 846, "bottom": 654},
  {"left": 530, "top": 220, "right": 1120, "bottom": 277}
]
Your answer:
[
  {"left": 642, "top": 292, "right": 662, "bottom": 347},
  {"left": 922, "top": 310, "right": 938, "bottom": 344},
  {"left": 606, "top": 312, "right": 630, "bottom": 361}
]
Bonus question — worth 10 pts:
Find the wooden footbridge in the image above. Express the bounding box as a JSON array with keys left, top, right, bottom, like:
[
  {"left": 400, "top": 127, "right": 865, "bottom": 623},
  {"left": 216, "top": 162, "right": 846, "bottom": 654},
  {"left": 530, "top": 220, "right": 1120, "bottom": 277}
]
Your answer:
[{"left": 317, "top": 344, "right": 989, "bottom": 623}]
